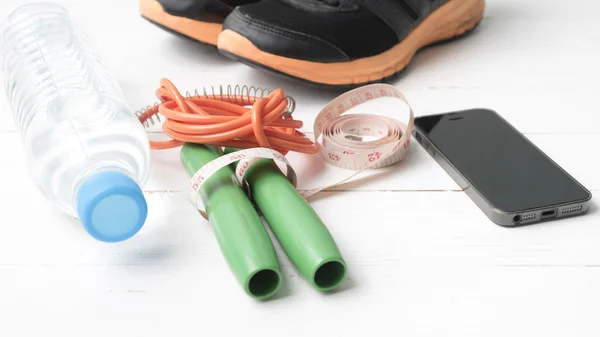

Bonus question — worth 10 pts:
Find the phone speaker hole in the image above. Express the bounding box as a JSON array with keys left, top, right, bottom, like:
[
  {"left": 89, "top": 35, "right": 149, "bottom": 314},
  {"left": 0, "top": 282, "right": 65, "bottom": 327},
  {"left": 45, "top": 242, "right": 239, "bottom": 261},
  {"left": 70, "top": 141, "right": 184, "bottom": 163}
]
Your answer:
[
  {"left": 560, "top": 205, "right": 583, "bottom": 215},
  {"left": 521, "top": 213, "right": 536, "bottom": 222}
]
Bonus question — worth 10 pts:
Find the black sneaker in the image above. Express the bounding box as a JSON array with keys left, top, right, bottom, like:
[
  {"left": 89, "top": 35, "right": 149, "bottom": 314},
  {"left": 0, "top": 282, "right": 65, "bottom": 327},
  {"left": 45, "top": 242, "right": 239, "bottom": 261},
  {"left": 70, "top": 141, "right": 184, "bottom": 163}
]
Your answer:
[
  {"left": 217, "top": 0, "right": 484, "bottom": 87},
  {"left": 139, "top": 0, "right": 260, "bottom": 46}
]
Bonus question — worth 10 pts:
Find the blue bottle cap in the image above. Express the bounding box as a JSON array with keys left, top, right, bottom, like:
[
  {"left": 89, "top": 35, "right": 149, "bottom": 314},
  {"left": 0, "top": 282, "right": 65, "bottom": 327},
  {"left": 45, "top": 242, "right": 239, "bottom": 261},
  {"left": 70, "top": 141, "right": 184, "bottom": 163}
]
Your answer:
[{"left": 76, "top": 171, "right": 148, "bottom": 242}]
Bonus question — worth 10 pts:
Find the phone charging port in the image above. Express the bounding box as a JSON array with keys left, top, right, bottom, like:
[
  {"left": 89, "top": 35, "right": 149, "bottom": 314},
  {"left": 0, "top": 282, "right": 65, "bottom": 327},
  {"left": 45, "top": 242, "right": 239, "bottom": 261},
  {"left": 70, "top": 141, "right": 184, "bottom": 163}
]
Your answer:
[{"left": 541, "top": 209, "right": 557, "bottom": 219}]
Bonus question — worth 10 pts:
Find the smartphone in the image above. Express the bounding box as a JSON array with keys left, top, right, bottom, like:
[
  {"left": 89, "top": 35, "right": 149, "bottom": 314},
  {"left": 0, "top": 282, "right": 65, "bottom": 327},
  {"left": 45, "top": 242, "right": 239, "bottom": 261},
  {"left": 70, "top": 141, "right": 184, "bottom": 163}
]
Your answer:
[{"left": 413, "top": 108, "right": 592, "bottom": 226}]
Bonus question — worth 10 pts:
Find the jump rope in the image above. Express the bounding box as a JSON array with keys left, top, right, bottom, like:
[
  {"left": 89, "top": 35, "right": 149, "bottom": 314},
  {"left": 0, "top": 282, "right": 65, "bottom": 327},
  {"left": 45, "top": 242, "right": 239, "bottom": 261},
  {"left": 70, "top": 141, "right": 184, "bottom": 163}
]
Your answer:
[
  {"left": 137, "top": 78, "right": 317, "bottom": 154},
  {"left": 137, "top": 78, "right": 415, "bottom": 200},
  {"left": 137, "top": 78, "right": 415, "bottom": 299}
]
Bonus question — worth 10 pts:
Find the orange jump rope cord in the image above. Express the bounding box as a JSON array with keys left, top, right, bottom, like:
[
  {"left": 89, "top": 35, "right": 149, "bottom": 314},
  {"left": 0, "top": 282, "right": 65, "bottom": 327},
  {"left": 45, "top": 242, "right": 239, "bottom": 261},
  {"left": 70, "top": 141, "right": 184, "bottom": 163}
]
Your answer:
[{"left": 137, "top": 78, "right": 319, "bottom": 155}]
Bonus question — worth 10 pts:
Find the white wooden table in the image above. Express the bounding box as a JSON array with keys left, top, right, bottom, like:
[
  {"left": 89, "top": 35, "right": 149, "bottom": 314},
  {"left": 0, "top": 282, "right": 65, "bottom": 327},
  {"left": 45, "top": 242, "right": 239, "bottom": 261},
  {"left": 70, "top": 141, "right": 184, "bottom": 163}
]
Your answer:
[{"left": 1, "top": 0, "right": 599, "bottom": 336}]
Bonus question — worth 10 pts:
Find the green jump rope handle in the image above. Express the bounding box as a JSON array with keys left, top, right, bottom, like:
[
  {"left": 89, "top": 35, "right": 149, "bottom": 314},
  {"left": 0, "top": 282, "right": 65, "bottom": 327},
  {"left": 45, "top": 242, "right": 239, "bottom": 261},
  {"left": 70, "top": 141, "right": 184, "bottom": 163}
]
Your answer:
[
  {"left": 224, "top": 148, "right": 347, "bottom": 291},
  {"left": 180, "top": 143, "right": 282, "bottom": 299}
]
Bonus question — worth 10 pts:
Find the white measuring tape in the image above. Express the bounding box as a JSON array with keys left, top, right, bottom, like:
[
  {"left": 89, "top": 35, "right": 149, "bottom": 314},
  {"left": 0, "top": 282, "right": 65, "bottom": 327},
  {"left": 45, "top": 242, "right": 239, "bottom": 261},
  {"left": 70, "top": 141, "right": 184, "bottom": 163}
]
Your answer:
[
  {"left": 188, "top": 147, "right": 298, "bottom": 218},
  {"left": 188, "top": 83, "right": 414, "bottom": 215}
]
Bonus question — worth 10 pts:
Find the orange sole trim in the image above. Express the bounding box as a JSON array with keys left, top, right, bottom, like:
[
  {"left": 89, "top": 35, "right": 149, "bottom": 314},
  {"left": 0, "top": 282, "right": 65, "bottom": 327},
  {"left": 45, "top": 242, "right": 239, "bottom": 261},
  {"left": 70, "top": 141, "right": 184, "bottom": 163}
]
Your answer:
[
  {"left": 217, "top": 0, "right": 485, "bottom": 86},
  {"left": 139, "top": 0, "right": 222, "bottom": 46}
]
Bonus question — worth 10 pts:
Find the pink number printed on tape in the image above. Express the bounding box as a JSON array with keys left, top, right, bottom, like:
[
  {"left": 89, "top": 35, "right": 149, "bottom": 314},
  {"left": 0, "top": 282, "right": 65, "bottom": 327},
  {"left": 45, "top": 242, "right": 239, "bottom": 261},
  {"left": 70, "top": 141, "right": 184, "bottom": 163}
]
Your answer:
[
  {"left": 301, "top": 83, "right": 415, "bottom": 198},
  {"left": 187, "top": 83, "right": 415, "bottom": 213}
]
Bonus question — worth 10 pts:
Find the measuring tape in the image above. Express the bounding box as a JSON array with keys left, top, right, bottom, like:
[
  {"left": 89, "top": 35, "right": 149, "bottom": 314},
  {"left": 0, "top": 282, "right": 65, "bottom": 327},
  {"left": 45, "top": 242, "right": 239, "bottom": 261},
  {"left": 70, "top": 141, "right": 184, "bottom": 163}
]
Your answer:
[{"left": 188, "top": 83, "right": 414, "bottom": 215}]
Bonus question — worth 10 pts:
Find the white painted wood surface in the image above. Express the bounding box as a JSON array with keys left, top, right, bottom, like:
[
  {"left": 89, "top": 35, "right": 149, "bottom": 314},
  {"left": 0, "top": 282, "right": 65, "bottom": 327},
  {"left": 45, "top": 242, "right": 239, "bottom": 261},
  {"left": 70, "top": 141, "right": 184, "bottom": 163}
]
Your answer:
[{"left": 0, "top": 0, "right": 599, "bottom": 336}]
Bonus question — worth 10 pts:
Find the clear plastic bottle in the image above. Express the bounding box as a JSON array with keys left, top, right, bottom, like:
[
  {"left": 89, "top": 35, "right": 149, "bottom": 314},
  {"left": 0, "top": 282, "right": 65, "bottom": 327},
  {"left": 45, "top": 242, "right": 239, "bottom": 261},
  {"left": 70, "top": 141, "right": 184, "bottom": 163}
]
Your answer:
[{"left": 0, "top": 3, "right": 151, "bottom": 242}]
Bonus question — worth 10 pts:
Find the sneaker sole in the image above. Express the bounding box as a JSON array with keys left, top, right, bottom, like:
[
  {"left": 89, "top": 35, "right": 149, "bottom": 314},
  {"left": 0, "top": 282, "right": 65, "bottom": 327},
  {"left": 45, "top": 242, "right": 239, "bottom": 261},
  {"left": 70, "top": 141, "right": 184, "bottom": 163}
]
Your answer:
[
  {"left": 217, "top": 0, "right": 485, "bottom": 87},
  {"left": 139, "top": 0, "right": 222, "bottom": 46}
]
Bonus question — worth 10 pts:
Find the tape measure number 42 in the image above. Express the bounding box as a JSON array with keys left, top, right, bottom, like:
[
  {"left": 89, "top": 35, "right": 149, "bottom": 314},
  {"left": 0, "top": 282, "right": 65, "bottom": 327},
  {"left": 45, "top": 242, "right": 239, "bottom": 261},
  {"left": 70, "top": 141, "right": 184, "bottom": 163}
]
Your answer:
[{"left": 188, "top": 83, "right": 415, "bottom": 212}]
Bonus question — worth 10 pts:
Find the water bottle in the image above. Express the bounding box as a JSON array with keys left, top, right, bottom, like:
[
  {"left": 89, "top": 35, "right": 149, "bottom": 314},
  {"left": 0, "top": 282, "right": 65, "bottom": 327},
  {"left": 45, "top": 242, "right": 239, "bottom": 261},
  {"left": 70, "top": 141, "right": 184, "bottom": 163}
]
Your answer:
[{"left": 0, "top": 3, "right": 151, "bottom": 242}]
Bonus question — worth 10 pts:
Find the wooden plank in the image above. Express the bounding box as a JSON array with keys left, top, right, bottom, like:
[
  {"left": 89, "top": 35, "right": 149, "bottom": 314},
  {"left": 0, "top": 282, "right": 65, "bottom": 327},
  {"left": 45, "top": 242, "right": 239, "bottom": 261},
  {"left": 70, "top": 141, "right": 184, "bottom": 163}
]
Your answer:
[
  {"left": 0, "top": 132, "right": 596, "bottom": 193},
  {"left": 2, "top": 264, "right": 600, "bottom": 337},
  {"left": 0, "top": 191, "right": 598, "bottom": 336},
  {"left": 1, "top": 190, "right": 599, "bottom": 278}
]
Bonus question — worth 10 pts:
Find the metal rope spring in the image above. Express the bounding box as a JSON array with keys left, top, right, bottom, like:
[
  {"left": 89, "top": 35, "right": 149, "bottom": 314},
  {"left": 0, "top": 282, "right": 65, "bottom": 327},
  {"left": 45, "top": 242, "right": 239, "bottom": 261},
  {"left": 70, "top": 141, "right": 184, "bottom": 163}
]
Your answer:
[{"left": 136, "top": 84, "right": 296, "bottom": 127}]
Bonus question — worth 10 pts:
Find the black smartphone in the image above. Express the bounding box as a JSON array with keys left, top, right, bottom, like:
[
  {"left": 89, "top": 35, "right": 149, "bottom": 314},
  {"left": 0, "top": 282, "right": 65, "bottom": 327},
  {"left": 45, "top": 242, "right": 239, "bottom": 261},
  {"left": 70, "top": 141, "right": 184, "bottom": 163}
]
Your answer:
[{"left": 413, "top": 108, "right": 592, "bottom": 226}]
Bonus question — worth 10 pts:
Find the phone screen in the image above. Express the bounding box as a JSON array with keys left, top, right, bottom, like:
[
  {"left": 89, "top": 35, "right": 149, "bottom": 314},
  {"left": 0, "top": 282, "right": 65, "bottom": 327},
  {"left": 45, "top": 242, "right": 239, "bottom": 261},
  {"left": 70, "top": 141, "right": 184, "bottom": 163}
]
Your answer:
[{"left": 414, "top": 109, "right": 590, "bottom": 212}]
